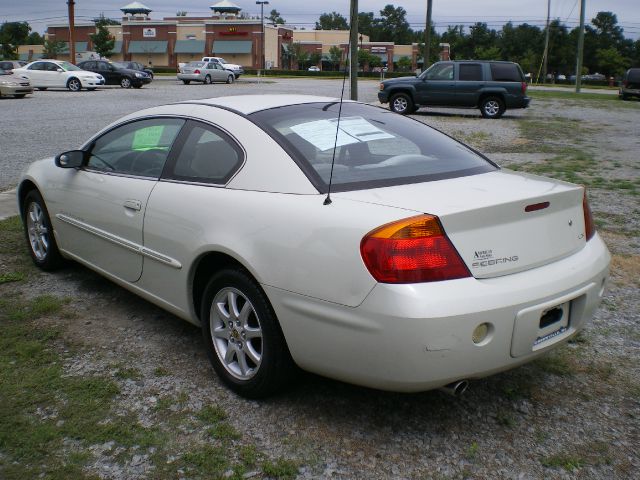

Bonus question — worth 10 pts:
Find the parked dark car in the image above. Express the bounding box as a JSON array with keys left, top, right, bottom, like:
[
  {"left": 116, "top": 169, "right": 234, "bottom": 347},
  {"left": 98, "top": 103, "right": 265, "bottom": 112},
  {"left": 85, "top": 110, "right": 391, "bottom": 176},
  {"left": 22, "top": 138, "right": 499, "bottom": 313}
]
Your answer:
[
  {"left": 77, "top": 60, "right": 152, "bottom": 88},
  {"left": 379, "top": 60, "right": 530, "bottom": 118},
  {"left": 619, "top": 68, "right": 640, "bottom": 100},
  {"left": 122, "top": 61, "right": 154, "bottom": 79},
  {"left": 0, "top": 60, "right": 27, "bottom": 73}
]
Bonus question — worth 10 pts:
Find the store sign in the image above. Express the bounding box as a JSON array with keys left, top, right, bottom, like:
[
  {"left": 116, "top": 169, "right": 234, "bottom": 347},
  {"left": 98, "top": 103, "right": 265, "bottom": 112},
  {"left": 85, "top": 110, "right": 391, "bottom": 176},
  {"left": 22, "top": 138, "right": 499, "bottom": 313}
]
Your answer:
[
  {"left": 143, "top": 28, "right": 156, "bottom": 38},
  {"left": 371, "top": 47, "right": 387, "bottom": 53}
]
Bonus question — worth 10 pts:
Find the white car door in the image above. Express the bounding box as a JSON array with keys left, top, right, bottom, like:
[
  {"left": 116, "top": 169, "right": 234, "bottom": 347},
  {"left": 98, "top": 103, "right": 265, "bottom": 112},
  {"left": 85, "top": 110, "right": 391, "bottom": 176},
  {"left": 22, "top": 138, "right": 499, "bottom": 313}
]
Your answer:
[
  {"left": 53, "top": 118, "right": 186, "bottom": 282},
  {"left": 23, "top": 62, "right": 48, "bottom": 87}
]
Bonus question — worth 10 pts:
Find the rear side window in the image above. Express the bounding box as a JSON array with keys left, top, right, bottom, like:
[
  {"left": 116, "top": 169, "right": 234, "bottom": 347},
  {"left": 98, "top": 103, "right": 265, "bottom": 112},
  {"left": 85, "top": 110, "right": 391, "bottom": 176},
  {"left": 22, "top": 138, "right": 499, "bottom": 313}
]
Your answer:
[
  {"left": 459, "top": 64, "right": 483, "bottom": 81},
  {"left": 250, "top": 103, "right": 495, "bottom": 192},
  {"left": 166, "top": 121, "right": 243, "bottom": 184},
  {"left": 490, "top": 63, "right": 523, "bottom": 82},
  {"left": 628, "top": 69, "right": 640, "bottom": 82}
]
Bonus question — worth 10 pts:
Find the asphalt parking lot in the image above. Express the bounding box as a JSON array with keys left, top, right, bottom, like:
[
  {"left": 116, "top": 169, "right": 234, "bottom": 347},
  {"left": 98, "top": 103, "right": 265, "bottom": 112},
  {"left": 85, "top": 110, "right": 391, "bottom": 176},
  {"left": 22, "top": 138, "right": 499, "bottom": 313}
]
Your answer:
[{"left": 1, "top": 78, "right": 638, "bottom": 479}]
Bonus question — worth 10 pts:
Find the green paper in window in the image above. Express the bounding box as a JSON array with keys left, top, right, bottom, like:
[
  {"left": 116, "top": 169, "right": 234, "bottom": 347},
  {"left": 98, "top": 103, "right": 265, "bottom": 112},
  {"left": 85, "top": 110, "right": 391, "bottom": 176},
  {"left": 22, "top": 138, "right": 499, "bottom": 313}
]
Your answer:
[{"left": 133, "top": 126, "right": 165, "bottom": 151}]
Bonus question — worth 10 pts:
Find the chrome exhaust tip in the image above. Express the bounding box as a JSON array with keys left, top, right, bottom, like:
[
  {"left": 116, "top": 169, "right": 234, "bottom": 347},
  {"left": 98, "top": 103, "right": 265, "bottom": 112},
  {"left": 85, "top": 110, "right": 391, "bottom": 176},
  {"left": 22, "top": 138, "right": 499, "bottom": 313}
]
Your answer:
[{"left": 439, "top": 380, "right": 469, "bottom": 397}]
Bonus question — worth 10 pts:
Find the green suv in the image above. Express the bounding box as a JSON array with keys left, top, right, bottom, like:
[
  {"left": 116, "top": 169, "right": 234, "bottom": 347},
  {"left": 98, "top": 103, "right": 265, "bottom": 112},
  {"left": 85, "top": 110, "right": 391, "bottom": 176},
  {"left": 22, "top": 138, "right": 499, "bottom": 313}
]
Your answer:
[{"left": 378, "top": 60, "right": 530, "bottom": 118}]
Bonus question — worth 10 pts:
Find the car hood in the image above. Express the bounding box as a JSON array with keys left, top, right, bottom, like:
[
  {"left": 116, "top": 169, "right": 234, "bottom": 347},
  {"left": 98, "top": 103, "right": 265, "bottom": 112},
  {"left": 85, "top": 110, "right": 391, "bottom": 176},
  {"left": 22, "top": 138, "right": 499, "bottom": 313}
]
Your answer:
[
  {"left": 1, "top": 72, "right": 30, "bottom": 82},
  {"left": 383, "top": 76, "right": 420, "bottom": 86}
]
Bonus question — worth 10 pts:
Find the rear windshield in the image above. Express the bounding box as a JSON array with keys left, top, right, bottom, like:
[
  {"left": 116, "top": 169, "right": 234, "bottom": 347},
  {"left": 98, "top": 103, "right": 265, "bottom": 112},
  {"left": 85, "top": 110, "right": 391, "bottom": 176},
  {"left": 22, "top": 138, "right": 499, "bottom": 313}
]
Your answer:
[
  {"left": 250, "top": 102, "right": 495, "bottom": 192},
  {"left": 490, "top": 63, "right": 523, "bottom": 82},
  {"left": 186, "top": 62, "right": 205, "bottom": 67}
]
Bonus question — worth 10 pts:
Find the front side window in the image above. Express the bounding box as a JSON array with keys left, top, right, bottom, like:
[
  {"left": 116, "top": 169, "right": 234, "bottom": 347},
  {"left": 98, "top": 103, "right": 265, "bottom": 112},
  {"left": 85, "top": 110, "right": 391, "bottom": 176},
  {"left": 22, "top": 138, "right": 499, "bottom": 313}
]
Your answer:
[
  {"left": 166, "top": 121, "right": 243, "bottom": 184},
  {"left": 424, "top": 62, "right": 454, "bottom": 81},
  {"left": 250, "top": 103, "right": 495, "bottom": 192},
  {"left": 87, "top": 118, "right": 185, "bottom": 178}
]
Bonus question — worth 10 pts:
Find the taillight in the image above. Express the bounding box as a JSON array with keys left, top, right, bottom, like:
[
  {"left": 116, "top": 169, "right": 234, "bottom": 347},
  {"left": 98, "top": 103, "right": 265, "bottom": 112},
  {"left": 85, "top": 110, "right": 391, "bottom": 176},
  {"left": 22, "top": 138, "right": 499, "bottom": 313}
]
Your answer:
[
  {"left": 583, "top": 189, "right": 595, "bottom": 241},
  {"left": 521, "top": 81, "right": 527, "bottom": 94},
  {"left": 194, "top": 69, "right": 201, "bottom": 74},
  {"left": 360, "top": 214, "right": 471, "bottom": 283}
]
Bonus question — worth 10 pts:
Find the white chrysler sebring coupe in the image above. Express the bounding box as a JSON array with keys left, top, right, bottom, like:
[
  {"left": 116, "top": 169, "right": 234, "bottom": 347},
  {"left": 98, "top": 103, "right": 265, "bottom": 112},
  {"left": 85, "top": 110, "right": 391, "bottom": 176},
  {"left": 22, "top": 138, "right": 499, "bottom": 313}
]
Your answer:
[{"left": 18, "top": 95, "right": 610, "bottom": 398}]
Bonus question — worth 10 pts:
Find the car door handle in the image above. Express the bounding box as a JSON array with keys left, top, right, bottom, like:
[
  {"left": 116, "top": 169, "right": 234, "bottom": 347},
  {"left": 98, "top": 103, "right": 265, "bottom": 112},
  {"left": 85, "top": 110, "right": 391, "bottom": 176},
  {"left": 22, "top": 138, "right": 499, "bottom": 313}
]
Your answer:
[{"left": 123, "top": 199, "right": 142, "bottom": 211}]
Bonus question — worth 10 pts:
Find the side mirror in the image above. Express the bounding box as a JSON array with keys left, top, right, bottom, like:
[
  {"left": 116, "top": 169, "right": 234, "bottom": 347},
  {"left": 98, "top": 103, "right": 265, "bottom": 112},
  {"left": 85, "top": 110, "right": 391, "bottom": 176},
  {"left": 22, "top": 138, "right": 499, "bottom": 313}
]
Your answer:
[
  {"left": 56, "top": 68, "right": 64, "bottom": 72},
  {"left": 55, "top": 150, "right": 85, "bottom": 168}
]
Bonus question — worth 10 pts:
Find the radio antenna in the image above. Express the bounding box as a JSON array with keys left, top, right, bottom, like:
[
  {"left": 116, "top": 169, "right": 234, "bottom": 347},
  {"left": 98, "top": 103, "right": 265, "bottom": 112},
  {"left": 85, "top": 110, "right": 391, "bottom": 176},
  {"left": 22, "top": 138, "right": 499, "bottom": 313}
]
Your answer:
[{"left": 324, "top": 30, "right": 352, "bottom": 205}]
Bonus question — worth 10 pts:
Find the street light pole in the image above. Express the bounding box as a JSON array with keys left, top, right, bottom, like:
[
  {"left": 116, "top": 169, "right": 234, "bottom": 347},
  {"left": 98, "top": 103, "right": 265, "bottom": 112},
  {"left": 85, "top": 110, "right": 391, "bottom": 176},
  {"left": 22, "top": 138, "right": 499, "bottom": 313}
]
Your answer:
[
  {"left": 424, "top": 0, "right": 433, "bottom": 69},
  {"left": 67, "top": 0, "right": 76, "bottom": 63},
  {"left": 256, "top": 1, "right": 269, "bottom": 73}
]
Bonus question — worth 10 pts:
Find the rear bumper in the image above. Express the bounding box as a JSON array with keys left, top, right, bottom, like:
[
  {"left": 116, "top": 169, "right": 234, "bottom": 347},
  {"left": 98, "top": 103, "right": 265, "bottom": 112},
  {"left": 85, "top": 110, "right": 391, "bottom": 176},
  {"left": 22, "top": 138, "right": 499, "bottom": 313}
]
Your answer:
[
  {"left": 506, "top": 95, "right": 530, "bottom": 108},
  {"left": 265, "top": 233, "right": 610, "bottom": 392},
  {"left": 177, "top": 73, "right": 204, "bottom": 82}
]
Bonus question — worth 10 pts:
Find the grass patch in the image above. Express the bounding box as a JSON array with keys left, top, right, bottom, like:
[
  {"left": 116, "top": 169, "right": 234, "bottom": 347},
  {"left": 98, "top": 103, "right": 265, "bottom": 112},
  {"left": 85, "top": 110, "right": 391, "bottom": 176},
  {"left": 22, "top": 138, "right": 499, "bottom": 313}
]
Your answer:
[
  {"left": 114, "top": 367, "right": 143, "bottom": 381},
  {"left": 154, "top": 366, "right": 171, "bottom": 377},
  {"left": 262, "top": 457, "right": 299, "bottom": 479},
  {"left": 542, "top": 454, "right": 585, "bottom": 471},
  {"left": 0, "top": 271, "right": 25, "bottom": 284},
  {"left": 532, "top": 350, "right": 574, "bottom": 376}
]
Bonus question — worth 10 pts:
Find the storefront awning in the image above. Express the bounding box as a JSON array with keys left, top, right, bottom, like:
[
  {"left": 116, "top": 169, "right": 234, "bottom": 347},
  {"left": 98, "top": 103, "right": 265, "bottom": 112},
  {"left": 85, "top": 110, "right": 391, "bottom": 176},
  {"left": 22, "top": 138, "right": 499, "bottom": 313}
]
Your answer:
[
  {"left": 128, "top": 40, "right": 168, "bottom": 53},
  {"left": 112, "top": 41, "right": 123, "bottom": 53},
  {"left": 212, "top": 40, "right": 252, "bottom": 54},
  {"left": 61, "top": 42, "right": 88, "bottom": 53},
  {"left": 174, "top": 40, "right": 205, "bottom": 54}
]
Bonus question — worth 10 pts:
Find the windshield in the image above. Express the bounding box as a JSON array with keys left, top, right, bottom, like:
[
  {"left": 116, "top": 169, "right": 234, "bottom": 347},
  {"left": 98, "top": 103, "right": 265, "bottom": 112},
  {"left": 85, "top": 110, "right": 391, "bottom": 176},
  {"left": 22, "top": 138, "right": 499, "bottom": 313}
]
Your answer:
[
  {"left": 250, "top": 102, "right": 495, "bottom": 192},
  {"left": 217, "top": 57, "right": 228, "bottom": 64},
  {"left": 60, "top": 61, "right": 81, "bottom": 71}
]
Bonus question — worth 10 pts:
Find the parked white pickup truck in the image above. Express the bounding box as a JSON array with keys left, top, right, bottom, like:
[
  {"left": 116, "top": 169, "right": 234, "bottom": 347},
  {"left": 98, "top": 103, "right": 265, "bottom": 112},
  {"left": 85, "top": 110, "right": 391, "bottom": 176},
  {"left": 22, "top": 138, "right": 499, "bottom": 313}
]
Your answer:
[{"left": 202, "top": 57, "right": 244, "bottom": 79}]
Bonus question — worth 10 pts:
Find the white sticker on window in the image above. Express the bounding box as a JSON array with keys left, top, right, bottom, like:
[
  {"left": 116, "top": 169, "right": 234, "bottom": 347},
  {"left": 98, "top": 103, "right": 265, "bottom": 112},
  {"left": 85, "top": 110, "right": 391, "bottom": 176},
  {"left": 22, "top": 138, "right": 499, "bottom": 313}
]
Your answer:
[{"left": 289, "top": 116, "right": 395, "bottom": 151}]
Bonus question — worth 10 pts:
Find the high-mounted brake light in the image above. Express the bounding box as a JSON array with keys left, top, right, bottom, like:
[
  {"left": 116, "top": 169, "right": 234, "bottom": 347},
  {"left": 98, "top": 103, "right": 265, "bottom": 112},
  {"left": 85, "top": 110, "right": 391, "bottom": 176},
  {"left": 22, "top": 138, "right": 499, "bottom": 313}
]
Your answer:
[
  {"left": 360, "top": 214, "right": 471, "bottom": 284},
  {"left": 583, "top": 188, "right": 595, "bottom": 241}
]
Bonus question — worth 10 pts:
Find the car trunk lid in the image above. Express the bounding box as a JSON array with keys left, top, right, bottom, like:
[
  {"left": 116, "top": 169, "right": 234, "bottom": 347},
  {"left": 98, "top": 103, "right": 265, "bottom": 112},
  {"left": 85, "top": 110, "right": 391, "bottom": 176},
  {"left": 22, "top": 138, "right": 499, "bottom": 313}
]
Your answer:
[{"left": 335, "top": 170, "right": 587, "bottom": 278}]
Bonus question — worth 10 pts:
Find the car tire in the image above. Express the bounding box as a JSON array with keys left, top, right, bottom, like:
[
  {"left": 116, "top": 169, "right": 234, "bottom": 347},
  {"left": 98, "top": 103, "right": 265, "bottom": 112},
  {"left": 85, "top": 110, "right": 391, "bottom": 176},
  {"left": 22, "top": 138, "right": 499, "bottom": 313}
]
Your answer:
[
  {"left": 182, "top": 80, "right": 190, "bottom": 85},
  {"left": 480, "top": 96, "right": 505, "bottom": 119},
  {"left": 67, "top": 78, "right": 81, "bottom": 92},
  {"left": 390, "top": 93, "right": 414, "bottom": 115},
  {"left": 37, "top": 87, "right": 47, "bottom": 91},
  {"left": 201, "top": 268, "right": 296, "bottom": 398},
  {"left": 204, "top": 75, "right": 212, "bottom": 85},
  {"left": 120, "top": 77, "right": 132, "bottom": 88},
  {"left": 226, "top": 74, "right": 234, "bottom": 84},
  {"left": 13, "top": 94, "right": 26, "bottom": 98},
  {"left": 22, "top": 190, "right": 64, "bottom": 271}
]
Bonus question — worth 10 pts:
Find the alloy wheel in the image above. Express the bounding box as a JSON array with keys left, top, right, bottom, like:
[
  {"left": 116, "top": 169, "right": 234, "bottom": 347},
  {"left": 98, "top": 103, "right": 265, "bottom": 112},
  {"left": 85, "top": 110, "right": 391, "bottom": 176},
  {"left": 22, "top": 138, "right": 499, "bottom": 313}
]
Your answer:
[{"left": 26, "top": 202, "right": 49, "bottom": 261}]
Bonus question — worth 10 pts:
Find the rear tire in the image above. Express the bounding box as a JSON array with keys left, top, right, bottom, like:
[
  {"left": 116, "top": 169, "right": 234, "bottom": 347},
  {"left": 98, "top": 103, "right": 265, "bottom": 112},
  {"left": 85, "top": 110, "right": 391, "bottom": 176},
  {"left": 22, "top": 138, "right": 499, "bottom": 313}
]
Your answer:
[
  {"left": 182, "top": 80, "right": 190, "bottom": 85},
  {"left": 204, "top": 75, "right": 212, "bottom": 85},
  {"left": 480, "top": 96, "right": 505, "bottom": 119},
  {"left": 389, "top": 93, "right": 414, "bottom": 115},
  {"left": 22, "top": 190, "right": 64, "bottom": 271},
  {"left": 201, "top": 268, "right": 296, "bottom": 398}
]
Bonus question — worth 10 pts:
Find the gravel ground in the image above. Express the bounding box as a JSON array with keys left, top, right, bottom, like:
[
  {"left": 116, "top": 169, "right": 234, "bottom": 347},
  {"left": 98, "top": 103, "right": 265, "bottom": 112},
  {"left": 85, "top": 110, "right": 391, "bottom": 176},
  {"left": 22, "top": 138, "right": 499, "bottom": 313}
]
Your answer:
[{"left": 1, "top": 79, "right": 639, "bottom": 479}]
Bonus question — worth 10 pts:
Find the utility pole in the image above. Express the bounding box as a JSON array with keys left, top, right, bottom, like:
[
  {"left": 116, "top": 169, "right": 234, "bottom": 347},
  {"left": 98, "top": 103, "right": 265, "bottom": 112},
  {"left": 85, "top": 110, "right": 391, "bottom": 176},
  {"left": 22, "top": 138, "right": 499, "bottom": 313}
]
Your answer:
[
  {"left": 575, "top": 0, "right": 586, "bottom": 93},
  {"left": 256, "top": 1, "right": 269, "bottom": 73},
  {"left": 349, "top": 0, "right": 358, "bottom": 100},
  {"left": 424, "top": 0, "right": 433, "bottom": 69},
  {"left": 542, "top": 0, "right": 551, "bottom": 84},
  {"left": 67, "top": 0, "right": 76, "bottom": 63}
]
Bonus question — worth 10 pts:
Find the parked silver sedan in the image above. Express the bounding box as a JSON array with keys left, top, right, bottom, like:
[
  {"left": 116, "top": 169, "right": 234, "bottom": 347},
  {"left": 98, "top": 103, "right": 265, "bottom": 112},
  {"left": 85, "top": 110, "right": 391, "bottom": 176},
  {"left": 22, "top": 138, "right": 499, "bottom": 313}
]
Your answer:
[
  {"left": 177, "top": 61, "right": 235, "bottom": 85},
  {"left": 0, "top": 69, "right": 33, "bottom": 98}
]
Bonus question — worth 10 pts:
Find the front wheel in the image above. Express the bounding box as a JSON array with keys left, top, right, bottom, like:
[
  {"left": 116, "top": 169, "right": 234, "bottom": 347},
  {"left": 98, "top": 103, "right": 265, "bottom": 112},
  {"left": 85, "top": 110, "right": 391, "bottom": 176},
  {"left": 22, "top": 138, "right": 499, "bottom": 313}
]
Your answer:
[
  {"left": 389, "top": 93, "right": 414, "bottom": 115},
  {"left": 22, "top": 190, "right": 64, "bottom": 271},
  {"left": 201, "top": 269, "right": 296, "bottom": 398},
  {"left": 67, "top": 78, "right": 81, "bottom": 92},
  {"left": 480, "top": 96, "right": 505, "bottom": 119},
  {"left": 226, "top": 74, "right": 234, "bottom": 84},
  {"left": 120, "top": 77, "right": 132, "bottom": 88}
]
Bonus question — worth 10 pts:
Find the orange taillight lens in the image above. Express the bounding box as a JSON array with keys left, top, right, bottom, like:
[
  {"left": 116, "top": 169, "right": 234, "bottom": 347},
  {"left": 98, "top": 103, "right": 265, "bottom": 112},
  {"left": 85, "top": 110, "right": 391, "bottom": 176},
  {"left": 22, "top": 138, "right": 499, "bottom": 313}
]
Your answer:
[
  {"left": 360, "top": 214, "right": 471, "bottom": 284},
  {"left": 583, "top": 188, "right": 595, "bottom": 241}
]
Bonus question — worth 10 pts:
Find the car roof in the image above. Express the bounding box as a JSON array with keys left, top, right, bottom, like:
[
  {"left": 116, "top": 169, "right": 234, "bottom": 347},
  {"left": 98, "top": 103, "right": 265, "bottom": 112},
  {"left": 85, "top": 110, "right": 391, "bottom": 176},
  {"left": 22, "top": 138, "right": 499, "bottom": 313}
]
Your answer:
[{"left": 183, "top": 94, "right": 345, "bottom": 115}]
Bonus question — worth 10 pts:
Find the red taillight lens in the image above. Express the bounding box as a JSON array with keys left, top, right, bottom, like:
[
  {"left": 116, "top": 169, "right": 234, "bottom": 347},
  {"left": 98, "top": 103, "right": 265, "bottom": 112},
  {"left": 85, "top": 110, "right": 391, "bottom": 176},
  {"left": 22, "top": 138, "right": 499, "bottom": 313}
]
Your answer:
[
  {"left": 521, "top": 81, "right": 527, "bottom": 94},
  {"left": 360, "top": 214, "right": 471, "bottom": 283},
  {"left": 583, "top": 189, "right": 595, "bottom": 241},
  {"left": 194, "top": 69, "right": 201, "bottom": 74}
]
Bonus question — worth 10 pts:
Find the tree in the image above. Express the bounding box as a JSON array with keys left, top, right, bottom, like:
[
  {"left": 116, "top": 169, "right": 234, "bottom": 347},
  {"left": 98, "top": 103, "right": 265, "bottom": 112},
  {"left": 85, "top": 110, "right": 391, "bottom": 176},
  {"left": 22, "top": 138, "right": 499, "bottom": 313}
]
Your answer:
[
  {"left": 290, "top": 42, "right": 309, "bottom": 70},
  {"left": 27, "top": 32, "right": 44, "bottom": 44},
  {"left": 595, "top": 47, "right": 628, "bottom": 77},
  {"left": 93, "top": 14, "right": 120, "bottom": 26},
  {"left": 396, "top": 56, "right": 412, "bottom": 71},
  {"left": 309, "top": 51, "right": 322, "bottom": 68},
  {"left": 474, "top": 45, "right": 501, "bottom": 60},
  {"left": 328, "top": 45, "right": 342, "bottom": 70},
  {"left": 43, "top": 39, "right": 65, "bottom": 59},
  {"left": 268, "top": 9, "right": 285, "bottom": 25},
  {"left": 91, "top": 18, "right": 115, "bottom": 58},
  {"left": 0, "top": 21, "right": 31, "bottom": 58},
  {"left": 373, "top": 5, "right": 412, "bottom": 45},
  {"left": 315, "top": 12, "right": 348, "bottom": 30}
]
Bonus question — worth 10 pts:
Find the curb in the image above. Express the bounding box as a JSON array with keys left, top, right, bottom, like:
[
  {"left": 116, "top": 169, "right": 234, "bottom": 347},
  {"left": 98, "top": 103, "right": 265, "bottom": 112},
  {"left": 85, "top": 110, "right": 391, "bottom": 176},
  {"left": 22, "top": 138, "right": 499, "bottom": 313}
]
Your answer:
[{"left": 0, "top": 188, "right": 18, "bottom": 221}]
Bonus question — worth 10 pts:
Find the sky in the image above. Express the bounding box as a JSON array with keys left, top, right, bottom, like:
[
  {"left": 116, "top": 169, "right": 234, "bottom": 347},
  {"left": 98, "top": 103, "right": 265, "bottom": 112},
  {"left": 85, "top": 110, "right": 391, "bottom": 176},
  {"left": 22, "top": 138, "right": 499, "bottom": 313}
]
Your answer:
[{"left": 3, "top": 0, "right": 640, "bottom": 39}]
